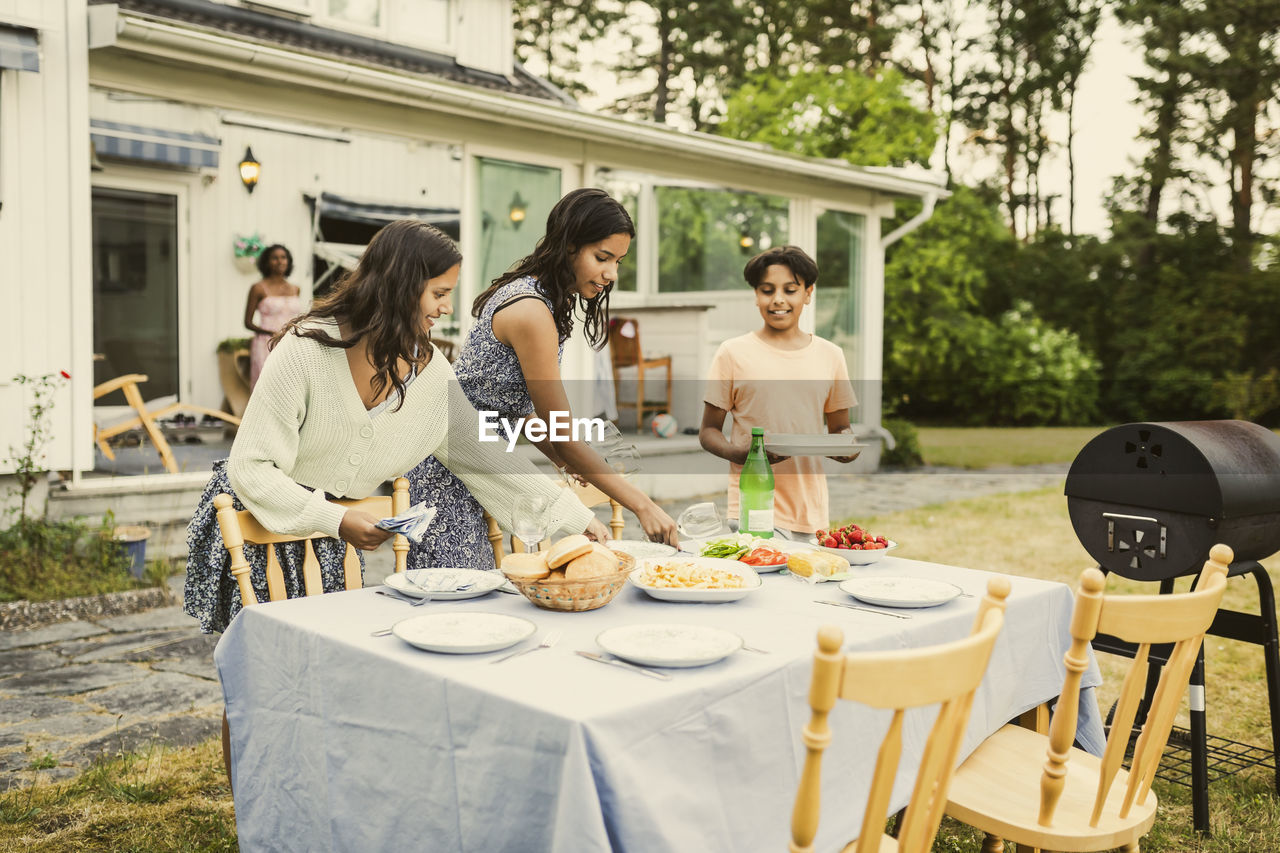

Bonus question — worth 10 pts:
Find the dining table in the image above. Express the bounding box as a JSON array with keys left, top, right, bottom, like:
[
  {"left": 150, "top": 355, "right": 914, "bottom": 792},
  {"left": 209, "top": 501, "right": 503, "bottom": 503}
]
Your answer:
[{"left": 215, "top": 556, "right": 1105, "bottom": 853}]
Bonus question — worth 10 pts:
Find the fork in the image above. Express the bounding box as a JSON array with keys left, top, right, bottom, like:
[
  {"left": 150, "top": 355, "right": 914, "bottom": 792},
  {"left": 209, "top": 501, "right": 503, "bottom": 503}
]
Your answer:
[{"left": 489, "top": 629, "right": 562, "bottom": 664}]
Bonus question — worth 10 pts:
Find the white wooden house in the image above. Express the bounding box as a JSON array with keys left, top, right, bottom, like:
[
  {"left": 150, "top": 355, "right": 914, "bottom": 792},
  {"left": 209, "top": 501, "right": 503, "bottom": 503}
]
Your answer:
[{"left": 1, "top": 0, "right": 944, "bottom": 508}]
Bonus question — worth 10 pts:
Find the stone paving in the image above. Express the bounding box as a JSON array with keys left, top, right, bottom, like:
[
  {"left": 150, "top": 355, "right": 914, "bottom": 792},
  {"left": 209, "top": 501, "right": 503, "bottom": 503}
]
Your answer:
[{"left": 0, "top": 463, "right": 1068, "bottom": 791}]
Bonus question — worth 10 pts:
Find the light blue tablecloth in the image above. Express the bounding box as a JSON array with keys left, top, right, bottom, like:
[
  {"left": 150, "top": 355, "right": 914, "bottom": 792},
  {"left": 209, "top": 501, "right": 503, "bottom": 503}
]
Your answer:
[{"left": 216, "top": 558, "right": 1103, "bottom": 852}]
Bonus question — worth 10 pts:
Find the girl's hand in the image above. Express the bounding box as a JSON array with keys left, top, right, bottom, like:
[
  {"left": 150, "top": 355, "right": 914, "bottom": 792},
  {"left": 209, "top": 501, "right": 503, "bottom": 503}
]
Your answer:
[
  {"left": 339, "top": 509, "right": 393, "bottom": 550},
  {"left": 636, "top": 502, "right": 679, "bottom": 548},
  {"left": 583, "top": 516, "right": 611, "bottom": 543}
]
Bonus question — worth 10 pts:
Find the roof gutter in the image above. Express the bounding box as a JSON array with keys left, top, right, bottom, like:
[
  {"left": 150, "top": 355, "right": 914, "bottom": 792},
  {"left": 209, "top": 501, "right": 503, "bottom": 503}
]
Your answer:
[{"left": 105, "top": 13, "right": 948, "bottom": 200}]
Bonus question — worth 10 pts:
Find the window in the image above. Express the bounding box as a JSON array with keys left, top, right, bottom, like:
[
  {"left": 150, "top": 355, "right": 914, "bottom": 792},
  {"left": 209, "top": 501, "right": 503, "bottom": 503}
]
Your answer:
[
  {"left": 475, "top": 157, "right": 561, "bottom": 299},
  {"left": 592, "top": 170, "right": 640, "bottom": 293},
  {"left": 327, "top": 0, "right": 381, "bottom": 28},
  {"left": 814, "top": 208, "right": 866, "bottom": 377},
  {"left": 655, "top": 186, "right": 789, "bottom": 292}
]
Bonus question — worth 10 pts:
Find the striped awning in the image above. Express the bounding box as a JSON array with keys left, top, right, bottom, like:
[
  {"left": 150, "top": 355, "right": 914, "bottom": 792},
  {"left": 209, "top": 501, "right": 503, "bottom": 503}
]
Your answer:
[
  {"left": 0, "top": 25, "right": 38, "bottom": 72},
  {"left": 89, "top": 120, "right": 220, "bottom": 169}
]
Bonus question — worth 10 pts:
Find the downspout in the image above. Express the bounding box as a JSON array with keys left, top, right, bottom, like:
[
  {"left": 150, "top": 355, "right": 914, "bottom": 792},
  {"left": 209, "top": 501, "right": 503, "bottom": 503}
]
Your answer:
[
  {"left": 880, "top": 190, "right": 938, "bottom": 249},
  {"left": 870, "top": 189, "right": 940, "bottom": 451}
]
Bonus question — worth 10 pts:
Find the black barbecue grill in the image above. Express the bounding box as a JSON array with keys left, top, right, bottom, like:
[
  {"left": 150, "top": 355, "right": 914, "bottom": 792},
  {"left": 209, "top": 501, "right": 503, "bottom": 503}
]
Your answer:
[{"left": 1064, "top": 420, "right": 1280, "bottom": 833}]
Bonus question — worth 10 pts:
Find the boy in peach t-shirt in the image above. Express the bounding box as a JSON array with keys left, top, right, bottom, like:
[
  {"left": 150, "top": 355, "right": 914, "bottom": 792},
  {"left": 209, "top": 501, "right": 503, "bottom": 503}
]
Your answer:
[{"left": 699, "top": 246, "right": 858, "bottom": 537}]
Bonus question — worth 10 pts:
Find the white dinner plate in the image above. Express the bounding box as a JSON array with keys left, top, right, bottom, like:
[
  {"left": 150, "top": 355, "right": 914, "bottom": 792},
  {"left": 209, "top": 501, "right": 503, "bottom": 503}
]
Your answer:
[
  {"left": 764, "top": 434, "right": 866, "bottom": 458},
  {"left": 392, "top": 612, "right": 536, "bottom": 653},
  {"left": 596, "top": 623, "right": 743, "bottom": 668},
  {"left": 608, "top": 539, "right": 678, "bottom": 559},
  {"left": 838, "top": 577, "right": 964, "bottom": 609},
  {"left": 384, "top": 569, "right": 506, "bottom": 600},
  {"left": 806, "top": 537, "right": 899, "bottom": 565},
  {"left": 629, "top": 557, "right": 763, "bottom": 603}
]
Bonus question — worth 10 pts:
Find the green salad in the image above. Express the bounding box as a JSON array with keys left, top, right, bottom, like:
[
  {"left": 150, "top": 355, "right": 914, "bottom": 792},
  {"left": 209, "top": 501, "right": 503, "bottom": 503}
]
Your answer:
[{"left": 697, "top": 534, "right": 765, "bottom": 559}]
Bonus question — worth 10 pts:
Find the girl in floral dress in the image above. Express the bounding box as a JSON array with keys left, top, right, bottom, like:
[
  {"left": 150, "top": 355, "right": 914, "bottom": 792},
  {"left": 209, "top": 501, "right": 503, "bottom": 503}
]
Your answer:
[{"left": 406, "top": 188, "right": 679, "bottom": 570}]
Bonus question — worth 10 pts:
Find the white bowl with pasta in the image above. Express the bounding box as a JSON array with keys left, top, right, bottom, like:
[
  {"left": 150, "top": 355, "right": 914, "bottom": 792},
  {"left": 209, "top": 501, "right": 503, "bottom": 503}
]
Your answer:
[{"left": 628, "top": 556, "right": 764, "bottom": 603}]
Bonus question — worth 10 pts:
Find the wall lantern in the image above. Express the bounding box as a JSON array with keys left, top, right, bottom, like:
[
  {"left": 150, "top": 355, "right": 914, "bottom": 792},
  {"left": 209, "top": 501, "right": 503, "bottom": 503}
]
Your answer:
[
  {"left": 238, "top": 147, "right": 261, "bottom": 194},
  {"left": 738, "top": 231, "right": 755, "bottom": 252},
  {"left": 508, "top": 191, "right": 528, "bottom": 228}
]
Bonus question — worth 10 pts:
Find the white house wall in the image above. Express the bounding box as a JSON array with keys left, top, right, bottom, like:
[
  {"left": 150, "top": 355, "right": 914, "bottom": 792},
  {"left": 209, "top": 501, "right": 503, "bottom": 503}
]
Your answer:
[
  {"left": 89, "top": 86, "right": 462, "bottom": 410},
  {"left": 0, "top": 0, "right": 91, "bottom": 476}
]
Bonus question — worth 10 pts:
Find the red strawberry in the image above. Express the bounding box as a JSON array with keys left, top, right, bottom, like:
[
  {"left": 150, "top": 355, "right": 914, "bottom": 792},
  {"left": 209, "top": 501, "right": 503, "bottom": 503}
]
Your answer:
[{"left": 822, "top": 536, "right": 838, "bottom": 548}]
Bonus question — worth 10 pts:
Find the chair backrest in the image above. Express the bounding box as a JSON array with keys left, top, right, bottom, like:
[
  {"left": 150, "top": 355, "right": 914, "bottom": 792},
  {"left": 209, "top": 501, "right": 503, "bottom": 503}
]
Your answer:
[
  {"left": 486, "top": 479, "right": 626, "bottom": 565},
  {"left": 790, "top": 577, "right": 1011, "bottom": 853},
  {"left": 609, "top": 317, "right": 642, "bottom": 368},
  {"left": 1038, "top": 544, "right": 1231, "bottom": 830},
  {"left": 213, "top": 476, "right": 410, "bottom": 606}
]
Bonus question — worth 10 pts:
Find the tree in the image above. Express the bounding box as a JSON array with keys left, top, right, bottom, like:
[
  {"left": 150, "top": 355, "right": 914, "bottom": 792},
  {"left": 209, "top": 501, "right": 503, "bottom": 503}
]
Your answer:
[
  {"left": 718, "top": 68, "right": 937, "bottom": 167},
  {"left": 512, "top": 0, "right": 623, "bottom": 100}
]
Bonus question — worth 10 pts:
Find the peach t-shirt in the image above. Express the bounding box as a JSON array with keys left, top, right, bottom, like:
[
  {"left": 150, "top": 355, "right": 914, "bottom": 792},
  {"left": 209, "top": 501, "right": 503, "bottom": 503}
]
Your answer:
[{"left": 704, "top": 331, "right": 857, "bottom": 534}]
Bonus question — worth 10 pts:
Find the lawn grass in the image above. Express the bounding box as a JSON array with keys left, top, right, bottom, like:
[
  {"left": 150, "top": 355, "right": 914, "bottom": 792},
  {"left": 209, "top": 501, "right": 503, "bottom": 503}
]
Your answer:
[
  {"left": 5, "top": 486, "right": 1276, "bottom": 851},
  {"left": 917, "top": 425, "right": 1107, "bottom": 468},
  {"left": 0, "top": 739, "right": 235, "bottom": 852}
]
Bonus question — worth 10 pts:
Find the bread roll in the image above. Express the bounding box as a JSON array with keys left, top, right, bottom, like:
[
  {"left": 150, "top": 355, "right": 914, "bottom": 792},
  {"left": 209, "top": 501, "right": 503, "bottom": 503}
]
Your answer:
[
  {"left": 564, "top": 544, "right": 620, "bottom": 580},
  {"left": 501, "top": 551, "right": 550, "bottom": 580},
  {"left": 546, "top": 534, "right": 592, "bottom": 568},
  {"left": 545, "top": 569, "right": 566, "bottom": 581}
]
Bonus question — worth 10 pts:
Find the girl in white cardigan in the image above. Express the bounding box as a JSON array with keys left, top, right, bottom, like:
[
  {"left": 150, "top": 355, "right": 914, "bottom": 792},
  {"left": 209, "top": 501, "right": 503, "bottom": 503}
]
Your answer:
[{"left": 185, "top": 220, "right": 604, "bottom": 633}]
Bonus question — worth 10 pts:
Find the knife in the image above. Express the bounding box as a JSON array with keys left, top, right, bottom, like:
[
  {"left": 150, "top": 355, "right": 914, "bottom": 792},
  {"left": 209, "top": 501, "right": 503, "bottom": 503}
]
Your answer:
[
  {"left": 575, "top": 651, "right": 672, "bottom": 681},
  {"left": 814, "top": 600, "right": 913, "bottom": 620}
]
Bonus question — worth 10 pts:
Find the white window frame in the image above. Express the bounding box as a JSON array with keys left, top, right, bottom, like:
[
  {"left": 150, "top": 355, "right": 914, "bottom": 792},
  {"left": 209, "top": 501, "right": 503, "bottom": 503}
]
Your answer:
[{"left": 90, "top": 169, "right": 194, "bottom": 405}]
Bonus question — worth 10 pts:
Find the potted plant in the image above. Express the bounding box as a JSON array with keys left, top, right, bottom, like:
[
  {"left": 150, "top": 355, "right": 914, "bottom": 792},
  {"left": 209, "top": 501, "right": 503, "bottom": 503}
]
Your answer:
[{"left": 233, "top": 233, "right": 264, "bottom": 274}]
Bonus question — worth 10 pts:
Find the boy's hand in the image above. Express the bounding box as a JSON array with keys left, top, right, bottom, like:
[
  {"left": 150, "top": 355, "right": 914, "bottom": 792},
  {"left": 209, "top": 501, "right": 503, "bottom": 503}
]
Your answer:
[
  {"left": 766, "top": 450, "right": 791, "bottom": 465},
  {"left": 830, "top": 427, "right": 860, "bottom": 464}
]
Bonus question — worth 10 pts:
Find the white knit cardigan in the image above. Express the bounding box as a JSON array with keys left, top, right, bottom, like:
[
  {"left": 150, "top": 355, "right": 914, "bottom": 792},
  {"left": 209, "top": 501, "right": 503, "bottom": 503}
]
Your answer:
[{"left": 227, "top": 320, "right": 592, "bottom": 541}]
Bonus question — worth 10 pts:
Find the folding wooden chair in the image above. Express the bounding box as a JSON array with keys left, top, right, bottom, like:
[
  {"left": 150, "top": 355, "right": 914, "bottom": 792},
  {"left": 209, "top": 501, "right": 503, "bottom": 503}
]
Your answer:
[
  {"left": 943, "top": 544, "right": 1232, "bottom": 853},
  {"left": 94, "top": 373, "right": 241, "bottom": 473},
  {"left": 789, "top": 576, "right": 1011, "bottom": 853},
  {"left": 609, "top": 317, "right": 672, "bottom": 432}
]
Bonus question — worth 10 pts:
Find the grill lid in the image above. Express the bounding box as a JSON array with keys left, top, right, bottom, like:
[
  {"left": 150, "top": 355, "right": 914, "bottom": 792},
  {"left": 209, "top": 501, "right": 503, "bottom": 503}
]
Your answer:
[{"left": 1065, "top": 421, "right": 1280, "bottom": 519}]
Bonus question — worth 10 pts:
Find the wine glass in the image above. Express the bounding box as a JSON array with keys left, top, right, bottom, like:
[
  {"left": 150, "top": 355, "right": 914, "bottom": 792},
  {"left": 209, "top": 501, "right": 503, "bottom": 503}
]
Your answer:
[
  {"left": 604, "top": 443, "right": 643, "bottom": 476},
  {"left": 677, "top": 502, "right": 725, "bottom": 539},
  {"left": 512, "top": 493, "right": 551, "bottom": 553}
]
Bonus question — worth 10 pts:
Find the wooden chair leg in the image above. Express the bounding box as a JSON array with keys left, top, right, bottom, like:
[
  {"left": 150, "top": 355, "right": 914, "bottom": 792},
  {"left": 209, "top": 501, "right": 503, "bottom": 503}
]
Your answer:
[
  {"left": 122, "top": 380, "right": 178, "bottom": 474},
  {"left": 980, "top": 834, "right": 1004, "bottom": 852},
  {"left": 1119, "top": 843, "right": 1140, "bottom": 853},
  {"left": 609, "top": 500, "right": 625, "bottom": 541},
  {"left": 664, "top": 362, "right": 672, "bottom": 417},
  {"left": 391, "top": 477, "right": 409, "bottom": 573},
  {"left": 94, "top": 425, "right": 116, "bottom": 461}
]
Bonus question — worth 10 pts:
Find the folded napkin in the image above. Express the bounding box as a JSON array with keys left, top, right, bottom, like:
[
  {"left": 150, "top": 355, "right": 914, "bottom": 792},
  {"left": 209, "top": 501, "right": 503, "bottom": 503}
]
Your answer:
[{"left": 376, "top": 502, "right": 438, "bottom": 545}]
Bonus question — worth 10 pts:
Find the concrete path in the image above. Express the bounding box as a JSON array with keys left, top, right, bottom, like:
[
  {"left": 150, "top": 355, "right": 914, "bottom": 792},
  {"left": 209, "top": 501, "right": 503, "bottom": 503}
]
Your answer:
[{"left": 0, "top": 464, "right": 1067, "bottom": 791}]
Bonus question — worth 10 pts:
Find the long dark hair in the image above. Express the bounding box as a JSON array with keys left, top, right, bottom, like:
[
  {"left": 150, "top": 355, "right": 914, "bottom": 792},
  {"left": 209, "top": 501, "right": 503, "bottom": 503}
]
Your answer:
[
  {"left": 276, "top": 220, "right": 461, "bottom": 410},
  {"left": 472, "top": 187, "right": 634, "bottom": 350}
]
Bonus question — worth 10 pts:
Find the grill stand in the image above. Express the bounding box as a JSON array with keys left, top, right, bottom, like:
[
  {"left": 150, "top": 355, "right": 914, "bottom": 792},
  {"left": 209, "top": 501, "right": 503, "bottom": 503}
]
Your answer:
[{"left": 1092, "top": 561, "right": 1280, "bottom": 835}]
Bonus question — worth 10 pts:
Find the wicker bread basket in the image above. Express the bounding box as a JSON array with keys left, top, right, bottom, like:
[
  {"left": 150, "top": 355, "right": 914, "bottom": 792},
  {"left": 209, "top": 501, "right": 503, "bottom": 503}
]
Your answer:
[{"left": 503, "top": 551, "right": 636, "bottom": 612}]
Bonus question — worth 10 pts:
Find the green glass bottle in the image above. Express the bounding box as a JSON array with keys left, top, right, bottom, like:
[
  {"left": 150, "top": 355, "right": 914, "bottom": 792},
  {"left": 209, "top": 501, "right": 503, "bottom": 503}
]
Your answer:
[{"left": 739, "top": 427, "right": 775, "bottom": 539}]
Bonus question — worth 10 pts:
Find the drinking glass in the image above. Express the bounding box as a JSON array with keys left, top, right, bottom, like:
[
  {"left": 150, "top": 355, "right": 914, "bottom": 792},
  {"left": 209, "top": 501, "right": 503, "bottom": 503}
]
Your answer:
[
  {"left": 604, "top": 443, "right": 643, "bottom": 476},
  {"left": 512, "top": 493, "right": 551, "bottom": 552},
  {"left": 677, "top": 502, "right": 725, "bottom": 538}
]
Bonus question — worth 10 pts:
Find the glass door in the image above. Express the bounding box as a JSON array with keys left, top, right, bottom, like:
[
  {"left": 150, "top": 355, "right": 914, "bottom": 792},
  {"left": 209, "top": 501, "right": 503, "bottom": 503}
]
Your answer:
[
  {"left": 92, "top": 188, "right": 179, "bottom": 398},
  {"left": 475, "top": 157, "right": 562, "bottom": 295}
]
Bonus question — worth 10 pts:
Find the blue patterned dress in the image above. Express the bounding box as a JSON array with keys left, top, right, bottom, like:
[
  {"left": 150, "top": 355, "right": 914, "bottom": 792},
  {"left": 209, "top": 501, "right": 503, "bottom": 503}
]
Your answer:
[{"left": 407, "top": 276, "right": 565, "bottom": 569}]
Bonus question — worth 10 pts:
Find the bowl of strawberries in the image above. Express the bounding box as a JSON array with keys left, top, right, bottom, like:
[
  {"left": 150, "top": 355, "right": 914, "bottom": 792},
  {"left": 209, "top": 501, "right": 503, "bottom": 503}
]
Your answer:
[{"left": 808, "top": 523, "right": 898, "bottom": 565}]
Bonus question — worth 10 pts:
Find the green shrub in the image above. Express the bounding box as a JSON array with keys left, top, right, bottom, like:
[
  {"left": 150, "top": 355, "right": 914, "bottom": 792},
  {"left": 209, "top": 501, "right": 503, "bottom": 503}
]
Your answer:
[
  {"left": 880, "top": 418, "right": 924, "bottom": 468},
  {"left": 216, "top": 337, "right": 250, "bottom": 354},
  {"left": 0, "top": 515, "right": 144, "bottom": 603}
]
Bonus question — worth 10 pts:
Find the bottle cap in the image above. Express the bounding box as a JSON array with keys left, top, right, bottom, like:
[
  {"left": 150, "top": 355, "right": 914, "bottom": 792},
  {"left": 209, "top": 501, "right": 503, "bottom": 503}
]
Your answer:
[{"left": 751, "top": 427, "right": 764, "bottom": 436}]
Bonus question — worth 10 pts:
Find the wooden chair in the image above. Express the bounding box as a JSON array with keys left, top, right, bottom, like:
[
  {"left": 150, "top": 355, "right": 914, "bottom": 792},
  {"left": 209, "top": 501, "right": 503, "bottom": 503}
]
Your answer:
[
  {"left": 94, "top": 373, "right": 241, "bottom": 474},
  {"left": 214, "top": 477, "right": 411, "bottom": 780},
  {"left": 943, "top": 544, "right": 1233, "bottom": 853},
  {"left": 484, "top": 480, "right": 626, "bottom": 565},
  {"left": 789, "top": 576, "right": 1012, "bottom": 853},
  {"left": 432, "top": 337, "right": 459, "bottom": 363},
  {"left": 213, "top": 477, "right": 411, "bottom": 606},
  {"left": 609, "top": 317, "right": 672, "bottom": 432}
]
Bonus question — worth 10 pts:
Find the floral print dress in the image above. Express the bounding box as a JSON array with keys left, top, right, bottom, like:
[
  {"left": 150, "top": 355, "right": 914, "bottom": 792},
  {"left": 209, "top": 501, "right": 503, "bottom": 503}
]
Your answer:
[{"left": 406, "top": 276, "right": 565, "bottom": 570}]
